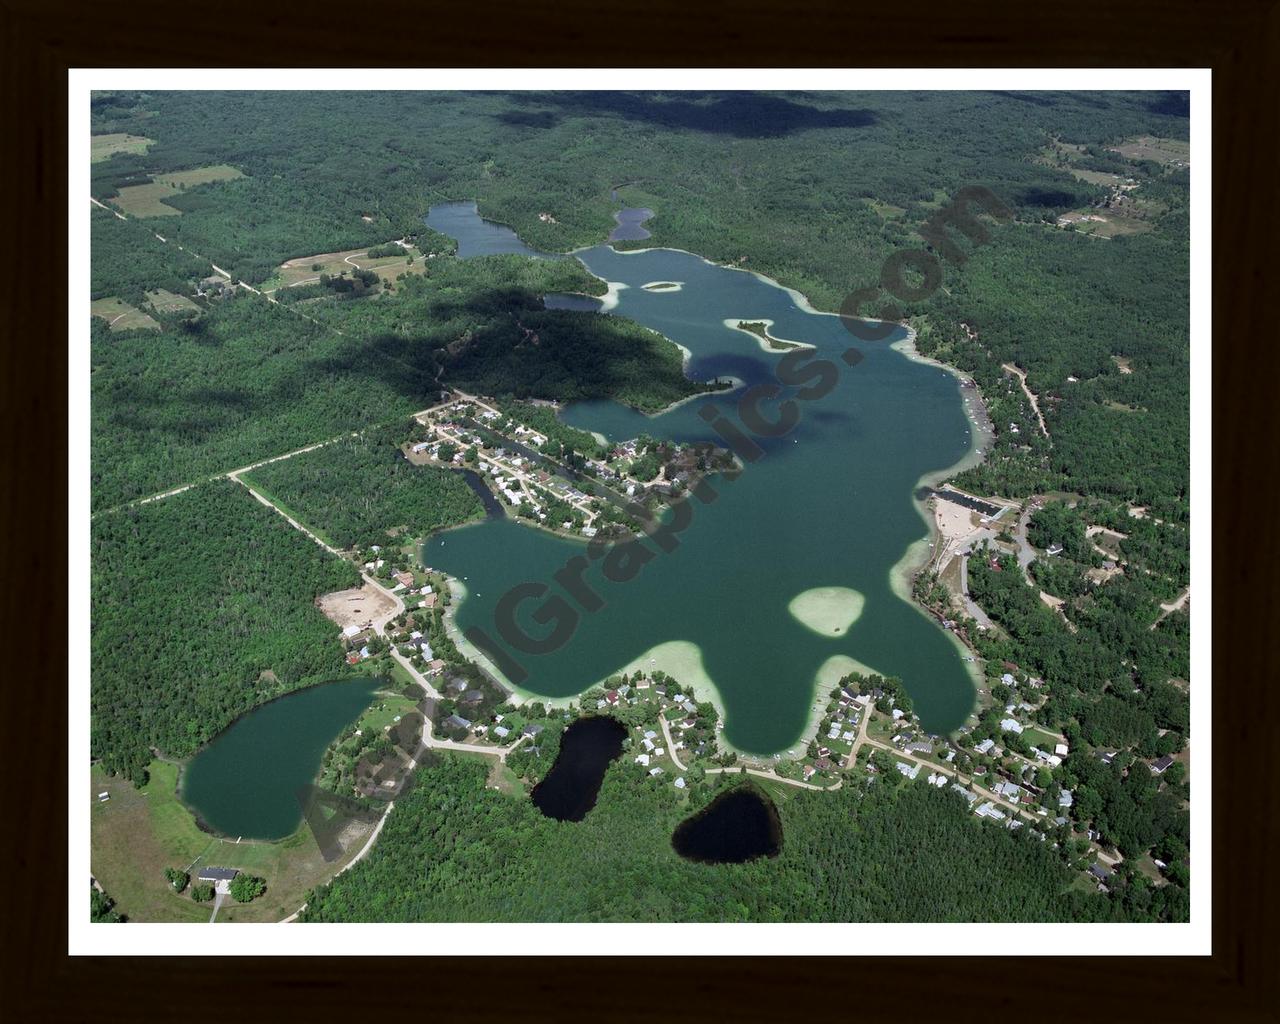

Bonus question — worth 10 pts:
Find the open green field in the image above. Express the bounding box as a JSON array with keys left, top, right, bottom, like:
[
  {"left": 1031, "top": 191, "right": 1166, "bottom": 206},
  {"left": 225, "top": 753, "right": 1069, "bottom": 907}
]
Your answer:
[
  {"left": 154, "top": 164, "right": 244, "bottom": 189},
  {"left": 108, "top": 165, "right": 244, "bottom": 217},
  {"left": 263, "top": 244, "right": 426, "bottom": 293},
  {"left": 90, "top": 296, "right": 160, "bottom": 331},
  {"left": 91, "top": 760, "right": 375, "bottom": 923},
  {"left": 91, "top": 133, "right": 154, "bottom": 162},
  {"left": 109, "top": 181, "right": 183, "bottom": 217},
  {"left": 145, "top": 288, "right": 200, "bottom": 314},
  {"left": 1110, "top": 136, "right": 1190, "bottom": 166}
]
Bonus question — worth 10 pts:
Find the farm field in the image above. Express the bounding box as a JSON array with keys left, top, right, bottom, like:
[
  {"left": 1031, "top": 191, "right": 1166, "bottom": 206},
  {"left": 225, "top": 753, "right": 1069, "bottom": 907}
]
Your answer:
[
  {"left": 263, "top": 244, "right": 426, "bottom": 292},
  {"left": 91, "top": 132, "right": 154, "bottom": 162},
  {"left": 108, "top": 165, "right": 244, "bottom": 217},
  {"left": 90, "top": 296, "right": 160, "bottom": 331}
]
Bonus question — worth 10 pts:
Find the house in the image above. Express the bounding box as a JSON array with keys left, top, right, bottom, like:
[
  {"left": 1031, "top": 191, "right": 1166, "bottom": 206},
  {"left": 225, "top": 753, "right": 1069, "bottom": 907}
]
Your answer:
[
  {"left": 674, "top": 777, "right": 686, "bottom": 789},
  {"left": 906, "top": 741, "right": 932, "bottom": 754},
  {"left": 97, "top": 792, "right": 109, "bottom": 802},
  {"left": 975, "top": 802, "right": 1006, "bottom": 821},
  {"left": 492, "top": 725, "right": 510, "bottom": 739},
  {"left": 1088, "top": 864, "right": 1112, "bottom": 883},
  {"left": 421, "top": 593, "right": 438, "bottom": 609},
  {"left": 1054, "top": 742, "right": 1070, "bottom": 756},
  {"left": 975, "top": 738, "right": 996, "bottom": 755},
  {"left": 895, "top": 761, "right": 921, "bottom": 780},
  {"left": 951, "top": 784, "right": 978, "bottom": 805},
  {"left": 1058, "top": 789, "right": 1074, "bottom": 808},
  {"left": 1046, "top": 543, "right": 1064, "bottom": 556},
  {"left": 649, "top": 767, "right": 663, "bottom": 777},
  {"left": 994, "top": 781, "right": 1022, "bottom": 802},
  {"left": 642, "top": 737, "right": 655, "bottom": 752},
  {"left": 522, "top": 723, "right": 543, "bottom": 738},
  {"left": 1098, "top": 750, "right": 1117, "bottom": 765},
  {"left": 635, "top": 754, "right": 651, "bottom": 766},
  {"left": 635, "top": 677, "right": 651, "bottom": 689},
  {"left": 412, "top": 442, "right": 430, "bottom": 454},
  {"left": 197, "top": 866, "right": 239, "bottom": 893},
  {"left": 1000, "top": 718, "right": 1024, "bottom": 734},
  {"left": 802, "top": 765, "right": 817, "bottom": 781},
  {"left": 1150, "top": 755, "right": 1176, "bottom": 774},
  {"left": 444, "top": 714, "right": 472, "bottom": 731},
  {"left": 605, "top": 690, "right": 619, "bottom": 706},
  {"left": 460, "top": 689, "right": 484, "bottom": 705}
]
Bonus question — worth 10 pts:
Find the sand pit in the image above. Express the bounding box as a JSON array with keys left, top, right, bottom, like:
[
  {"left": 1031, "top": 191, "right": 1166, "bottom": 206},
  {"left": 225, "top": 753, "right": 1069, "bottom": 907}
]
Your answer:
[
  {"left": 316, "top": 583, "right": 396, "bottom": 631},
  {"left": 788, "top": 587, "right": 865, "bottom": 638}
]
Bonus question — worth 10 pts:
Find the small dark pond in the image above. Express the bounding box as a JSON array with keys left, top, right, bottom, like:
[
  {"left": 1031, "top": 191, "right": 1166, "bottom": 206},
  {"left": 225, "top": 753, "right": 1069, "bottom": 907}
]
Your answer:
[
  {"left": 671, "top": 785, "right": 782, "bottom": 864},
  {"left": 531, "top": 716, "right": 626, "bottom": 821}
]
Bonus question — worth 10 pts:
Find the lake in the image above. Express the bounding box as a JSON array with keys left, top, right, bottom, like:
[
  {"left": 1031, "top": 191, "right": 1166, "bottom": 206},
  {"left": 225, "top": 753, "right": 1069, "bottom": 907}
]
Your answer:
[
  {"left": 425, "top": 200, "right": 561, "bottom": 261},
  {"left": 180, "top": 677, "right": 382, "bottom": 841},
  {"left": 671, "top": 785, "right": 782, "bottom": 864},
  {"left": 609, "top": 207, "right": 654, "bottom": 242},
  {"left": 424, "top": 202, "right": 979, "bottom": 755},
  {"left": 530, "top": 716, "right": 627, "bottom": 821}
]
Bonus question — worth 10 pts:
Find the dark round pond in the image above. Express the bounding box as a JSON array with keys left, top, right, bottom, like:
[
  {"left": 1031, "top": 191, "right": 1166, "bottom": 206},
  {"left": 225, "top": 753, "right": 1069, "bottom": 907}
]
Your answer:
[
  {"left": 531, "top": 716, "right": 626, "bottom": 822},
  {"left": 671, "top": 785, "right": 782, "bottom": 864}
]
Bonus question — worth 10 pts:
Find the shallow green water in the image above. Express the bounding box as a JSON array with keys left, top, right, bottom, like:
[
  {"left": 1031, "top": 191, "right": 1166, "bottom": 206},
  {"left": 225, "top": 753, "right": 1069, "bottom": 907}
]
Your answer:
[
  {"left": 180, "top": 677, "right": 381, "bottom": 841},
  {"left": 423, "top": 208, "right": 978, "bottom": 754}
]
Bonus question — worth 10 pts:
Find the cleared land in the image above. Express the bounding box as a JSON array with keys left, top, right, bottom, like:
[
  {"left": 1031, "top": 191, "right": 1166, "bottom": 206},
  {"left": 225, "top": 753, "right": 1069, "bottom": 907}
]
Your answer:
[
  {"left": 91, "top": 761, "right": 375, "bottom": 923},
  {"left": 154, "top": 164, "right": 244, "bottom": 189},
  {"left": 1109, "top": 136, "right": 1190, "bottom": 166},
  {"left": 264, "top": 244, "right": 426, "bottom": 292},
  {"left": 91, "top": 133, "right": 154, "bottom": 162},
  {"left": 108, "top": 165, "right": 244, "bottom": 218},
  {"left": 145, "top": 288, "right": 201, "bottom": 314},
  {"left": 90, "top": 296, "right": 160, "bottom": 332},
  {"left": 317, "top": 583, "right": 397, "bottom": 632}
]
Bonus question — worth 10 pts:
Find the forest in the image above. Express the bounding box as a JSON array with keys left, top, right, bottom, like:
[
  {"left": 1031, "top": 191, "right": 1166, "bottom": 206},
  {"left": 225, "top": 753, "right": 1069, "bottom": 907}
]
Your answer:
[
  {"left": 242, "top": 421, "right": 485, "bottom": 550},
  {"left": 90, "top": 253, "right": 697, "bottom": 510},
  {"left": 300, "top": 753, "right": 1184, "bottom": 923},
  {"left": 90, "top": 205, "right": 212, "bottom": 305},
  {"left": 91, "top": 480, "right": 358, "bottom": 783}
]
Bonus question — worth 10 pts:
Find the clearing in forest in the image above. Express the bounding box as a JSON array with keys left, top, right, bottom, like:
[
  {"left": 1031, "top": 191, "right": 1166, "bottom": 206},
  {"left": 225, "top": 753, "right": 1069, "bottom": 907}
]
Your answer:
[
  {"left": 264, "top": 243, "right": 427, "bottom": 293},
  {"left": 91, "top": 133, "right": 154, "bottom": 162},
  {"left": 145, "top": 288, "right": 200, "bottom": 314},
  {"left": 1109, "top": 136, "right": 1190, "bottom": 167},
  {"left": 316, "top": 583, "right": 397, "bottom": 633},
  {"left": 91, "top": 296, "right": 160, "bottom": 332},
  {"left": 108, "top": 165, "right": 244, "bottom": 217}
]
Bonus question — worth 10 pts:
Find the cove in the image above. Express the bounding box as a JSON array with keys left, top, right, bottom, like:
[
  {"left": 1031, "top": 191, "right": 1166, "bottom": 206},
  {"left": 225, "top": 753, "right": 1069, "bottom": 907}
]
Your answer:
[
  {"left": 672, "top": 785, "right": 782, "bottom": 864},
  {"left": 180, "top": 677, "right": 382, "bottom": 841},
  {"left": 423, "top": 203, "right": 979, "bottom": 755},
  {"left": 530, "top": 716, "right": 627, "bottom": 822}
]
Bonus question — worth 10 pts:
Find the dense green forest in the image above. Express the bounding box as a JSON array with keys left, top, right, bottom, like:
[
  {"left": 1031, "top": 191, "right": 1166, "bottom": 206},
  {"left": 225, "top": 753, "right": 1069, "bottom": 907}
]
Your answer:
[
  {"left": 91, "top": 480, "right": 357, "bottom": 783},
  {"left": 242, "top": 421, "right": 484, "bottom": 549},
  {"left": 90, "top": 206, "right": 213, "bottom": 305},
  {"left": 89, "top": 90, "right": 1186, "bottom": 301},
  {"left": 301, "top": 754, "right": 1176, "bottom": 923},
  {"left": 91, "top": 254, "right": 696, "bottom": 510}
]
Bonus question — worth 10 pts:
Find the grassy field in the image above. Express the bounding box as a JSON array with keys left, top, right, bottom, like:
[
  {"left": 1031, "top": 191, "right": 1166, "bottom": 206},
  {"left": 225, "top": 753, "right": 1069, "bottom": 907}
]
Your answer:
[
  {"left": 262, "top": 245, "right": 427, "bottom": 292},
  {"left": 108, "top": 165, "right": 244, "bottom": 217},
  {"left": 90, "top": 296, "right": 160, "bottom": 331},
  {"left": 1110, "top": 136, "right": 1190, "bottom": 166},
  {"left": 90, "top": 760, "right": 376, "bottom": 923},
  {"left": 154, "top": 164, "right": 244, "bottom": 189},
  {"left": 145, "top": 288, "right": 200, "bottom": 314},
  {"left": 91, "top": 133, "right": 154, "bottom": 162},
  {"left": 108, "top": 181, "right": 184, "bottom": 217}
]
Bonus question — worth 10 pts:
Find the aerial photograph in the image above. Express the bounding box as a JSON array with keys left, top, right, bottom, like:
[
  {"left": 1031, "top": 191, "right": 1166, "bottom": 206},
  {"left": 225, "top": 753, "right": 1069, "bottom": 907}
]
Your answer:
[{"left": 84, "top": 85, "right": 1193, "bottom": 929}]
